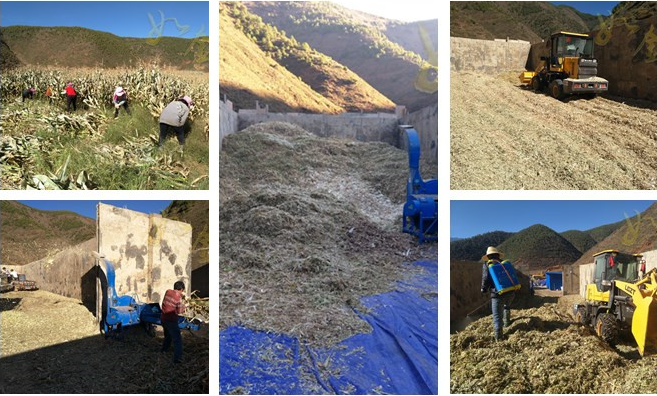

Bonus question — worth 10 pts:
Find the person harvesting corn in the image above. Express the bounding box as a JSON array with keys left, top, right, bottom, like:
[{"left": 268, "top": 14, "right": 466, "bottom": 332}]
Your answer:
[
  {"left": 159, "top": 96, "right": 193, "bottom": 147},
  {"left": 112, "top": 86, "right": 130, "bottom": 118},
  {"left": 21, "top": 87, "right": 36, "bottom": 103},
  {"left": 62, "top": 82, "right": 77, "bottom": 112}
]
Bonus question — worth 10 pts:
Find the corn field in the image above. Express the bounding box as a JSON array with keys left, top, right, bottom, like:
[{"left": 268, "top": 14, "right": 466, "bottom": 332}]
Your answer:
[{"left": 0, "top": 66, "right": 209, "bottom": 190}]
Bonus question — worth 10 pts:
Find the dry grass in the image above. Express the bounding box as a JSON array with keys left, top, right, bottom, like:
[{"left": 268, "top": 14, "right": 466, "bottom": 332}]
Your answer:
[
  {"left": 0, "top": 290, "right": 209, "bottom": 393},
  {"left": 451, "top": 71, "right": 657, "bottom": 190},
  {"left": 220, "top": 122, "right": 436, "bottom": 345},
  {"left": 450, "top": 295, "right": 657, "bottom": 393}
]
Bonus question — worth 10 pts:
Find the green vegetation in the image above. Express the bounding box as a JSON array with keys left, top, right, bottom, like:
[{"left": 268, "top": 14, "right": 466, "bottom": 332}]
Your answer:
[
  {"left": 1, "top": 67, "right": 209, "bottom": 190},
  {"left": 497, "top": 224, "right": 583, "bottom": 270},
  {"left": 450, "top": 231, "right": 514, "bottom": 261},
  {"left": 560, "top": 229, "right": 598, "bottom": 253}
]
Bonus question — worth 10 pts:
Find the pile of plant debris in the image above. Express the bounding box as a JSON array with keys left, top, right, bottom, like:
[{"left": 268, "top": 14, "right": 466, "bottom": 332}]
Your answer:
[
  {"left": 220, "top": 122, "right": 436, "bottom": 346},
  {"left": 0, "top": 290, "right": 209, "bottom": 393},
  {"left": 450, "top": 296, "right": 657, "bottom": 393}
]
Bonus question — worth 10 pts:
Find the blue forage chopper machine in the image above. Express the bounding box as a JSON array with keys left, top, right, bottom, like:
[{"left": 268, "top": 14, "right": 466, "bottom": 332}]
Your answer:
[
  {"left": 401, "top": 126, "right": 437, "bottom": 243},
  {"left": 97, "top": 256, "right": 200, "bottom": 338}
]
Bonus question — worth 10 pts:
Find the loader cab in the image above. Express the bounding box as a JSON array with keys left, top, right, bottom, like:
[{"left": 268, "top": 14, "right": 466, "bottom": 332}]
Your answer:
[
  {"left": 546, "top": 32, "right": 594, "bottom": 76},
  {"left": 593, "top": 250, "right": 640, "bottom": 292}
]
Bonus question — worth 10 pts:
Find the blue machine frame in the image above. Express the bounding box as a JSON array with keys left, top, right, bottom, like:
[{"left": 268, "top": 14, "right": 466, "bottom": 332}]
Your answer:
[
  {"left": 401, "top": 127, "right": 437, "bottom": 243},
  {"left": 98, "top": 258, "right": 200, "bottom": 338}
]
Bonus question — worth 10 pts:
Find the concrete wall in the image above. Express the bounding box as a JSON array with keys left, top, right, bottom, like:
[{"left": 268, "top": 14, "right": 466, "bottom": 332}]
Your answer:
[
  {"left": 237, "top": 111, "right": 400, "bottom": 146},
  {"left": 220, "top": 98, "right": 238, "bottom": 150},
  {"left": 401, "top": 103, "right": 438, "bottom": 163},
  {"left": 450, "top": 37, "right": 531, "bottom": 73},
  {"left": 97, "top": 203, "right": 193, "bottom": 305},
  {"left": 18, "top": 238, "right": 98, "bottom": 313},
  {"left": 578, "top": 248, "right": 657, "bottom": 296}
]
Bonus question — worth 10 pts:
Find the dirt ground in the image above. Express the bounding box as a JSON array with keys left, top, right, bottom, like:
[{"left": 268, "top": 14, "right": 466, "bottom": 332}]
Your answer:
[
  {"left": 0, "top": 290, "right": 209, "bottom": 393},
  {"left": 451, "top": 71, "right": 657, "bottom": 190},
  {"left": 220, "top": 121, "right": 437, "bottom": 346},
  {"left": 451, "top": 294, "right": 657, "bottom": 393}
]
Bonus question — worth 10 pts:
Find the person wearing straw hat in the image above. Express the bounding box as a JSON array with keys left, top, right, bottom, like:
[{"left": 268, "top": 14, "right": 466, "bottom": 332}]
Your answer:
[
  {"left": 112, "top": 86, "right": 131, "bottom": 118},
  {"left": 481, "top": 246, "right": 517, "bottom": 341},
  {"left": 158, "top": 95, "right": 193, "bottom": 148}
]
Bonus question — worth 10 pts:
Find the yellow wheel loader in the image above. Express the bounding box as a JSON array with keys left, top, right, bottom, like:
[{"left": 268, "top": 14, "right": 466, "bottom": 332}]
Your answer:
[
  {"left": 574, "top": 250, "right": 657, "bottom": 356},
  {"left": 519, "top": 31, "right": 608, "bottom": 100}
]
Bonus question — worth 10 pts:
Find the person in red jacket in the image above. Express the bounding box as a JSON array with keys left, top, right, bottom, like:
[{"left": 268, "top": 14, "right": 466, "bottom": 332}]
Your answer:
[
  {"left": 62, "top": 82, "right": 77, "bottom": 112},
  {"left": 161, "top": 281, "right": 186, "bottom": 363}
]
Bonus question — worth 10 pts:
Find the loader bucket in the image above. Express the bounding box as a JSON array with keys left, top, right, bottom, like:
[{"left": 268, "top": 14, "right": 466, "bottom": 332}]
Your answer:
[
  {"left": 519, "top": 71, "right": 535, "bottom": 85},
  {"left": 631, "top": 290, "right": 657, "bottom": 357}
]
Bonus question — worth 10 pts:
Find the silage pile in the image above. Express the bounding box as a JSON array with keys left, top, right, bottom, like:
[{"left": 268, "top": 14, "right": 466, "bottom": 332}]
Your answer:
[
  {"left": 450, "top": 298, "right": 657, "bottom": 394},
  {"left": 0, "top": 290, "right": 209, "bottom": 393},
  {"left": 219, "top": 122, "right": 436, "bottom": 345}
]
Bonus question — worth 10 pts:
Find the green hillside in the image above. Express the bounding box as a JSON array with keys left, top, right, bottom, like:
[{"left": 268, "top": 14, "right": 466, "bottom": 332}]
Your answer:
[
  {"left": 560, "top": 230, "right": 598, "bottom": 254},
  {"left": 0, "top": 201, "right": 96, "bottom": 266},
  {"left": 497, "top": 224, "right": 582, "bottom": 271},
  {"left": 0, "top": 26, "right": 208, "bottom": 71},
  {"left": 450, "top": 231, "right": 514, "bottom": 261},
  {"left": 450, "top": 1, "right": 599, "bottom": 42}
]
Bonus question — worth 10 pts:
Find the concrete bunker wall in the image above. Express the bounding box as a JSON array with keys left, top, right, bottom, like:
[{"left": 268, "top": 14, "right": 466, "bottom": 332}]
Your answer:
[
  {"left": 578, "top": 248, "right": 657, "bottom": 297},
  {"left": 220, "top": 98, "right": 239, "bottom": 150},
  {"left": 401, "top": 103, "right": 438, "bottom": 163},
  {"left": 18, "top": 238, "right": 98, "bottom": 312},
  {"left": 450, "top": 37, "right": 531, "bottom": 73},
  {"left": 237, "top": 111, "right": 400, "bottom": 146},
  {"left": 97, "top": 203, "right": 193, "bottom": 306}
]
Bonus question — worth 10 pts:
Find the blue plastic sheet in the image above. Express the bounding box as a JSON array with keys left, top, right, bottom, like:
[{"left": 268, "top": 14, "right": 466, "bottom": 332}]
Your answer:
[{"left": 220, "top": 260, "right": 437, "bottom": 395}]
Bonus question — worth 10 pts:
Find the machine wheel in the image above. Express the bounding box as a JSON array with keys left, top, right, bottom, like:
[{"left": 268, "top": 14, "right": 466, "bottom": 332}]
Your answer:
[
  {"left": 584, "top": 93, "right": 597, "bottom": 100},
  {"left": 575, "top": 306, "right": 588, "bottom": 324},
  {"left": 595, "top": 312, "right": 618, "bottom": 345},
  {"left": 550, "top": 80, "right": 565, "bottom": 100},
  {"left": 531, "top": 76, "right": 543, "bottom": 92}
]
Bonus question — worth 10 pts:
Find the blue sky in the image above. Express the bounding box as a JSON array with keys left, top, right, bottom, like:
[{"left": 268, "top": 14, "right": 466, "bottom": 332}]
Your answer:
[
  {"left": 451, "top": 201, "right": 655, "bottom": 238},
  {"left": 0, "top": 1, "right": 208, "bottom": 38},
  {"left": 550, "top": 1, "right": 619, "bottom": 16},
  {"left": 18, "top": 201, "right": 172, "bottom": 219}
]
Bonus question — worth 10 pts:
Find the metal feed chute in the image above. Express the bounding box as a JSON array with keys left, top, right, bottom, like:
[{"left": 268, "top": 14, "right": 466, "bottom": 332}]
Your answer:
[{"left": 401, "top": 126, "right": 437, "bottom": 243}]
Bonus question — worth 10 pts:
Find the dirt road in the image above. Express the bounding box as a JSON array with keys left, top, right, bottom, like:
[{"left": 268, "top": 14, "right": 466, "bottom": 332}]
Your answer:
[{"left": 451, "top": 72, "right": 657, "bottom": 190}]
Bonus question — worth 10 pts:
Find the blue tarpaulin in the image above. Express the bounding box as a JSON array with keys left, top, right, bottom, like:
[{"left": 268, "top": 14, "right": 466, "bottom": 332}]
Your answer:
[{"left": 219, "top": 260, "right": 438, "bottom": 395}]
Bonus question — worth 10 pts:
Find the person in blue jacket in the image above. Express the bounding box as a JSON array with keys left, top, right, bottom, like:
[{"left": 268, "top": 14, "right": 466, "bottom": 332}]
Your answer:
[{"left": 481, "top": 246, "right": 517, "bottom": 341}]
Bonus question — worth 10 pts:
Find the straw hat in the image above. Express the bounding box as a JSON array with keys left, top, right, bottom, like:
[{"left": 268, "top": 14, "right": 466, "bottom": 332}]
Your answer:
[{"left": 482, "top": 246, "right": 504, "bottom": 261}]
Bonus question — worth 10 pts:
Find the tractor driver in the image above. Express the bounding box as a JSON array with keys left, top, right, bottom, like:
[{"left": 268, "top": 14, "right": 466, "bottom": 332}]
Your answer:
[{"left": 161, "top": 281, "right": 186, "bottom": 363}]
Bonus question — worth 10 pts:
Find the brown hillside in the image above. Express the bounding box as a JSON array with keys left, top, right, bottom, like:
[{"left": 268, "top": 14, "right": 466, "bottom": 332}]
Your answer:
[
  {"left": 574, "top": 202, "right": 657, "bottom": 266},
  {"left": 0, "top": 201, "right": 96, "bottom": 266},
  {"left": 245, "top": 1, "right": 437, "bottom": 111},
  {"left": 0, "top": 26, "right": 208, "bottom": 71},
  {"left": 383, "top": 19, "right": 438, "bottom": 62},
  {"left": 221, "top": 2, "right": 394, "bottom": 112},
  {"left": 219, "top": 11, "right": 341, "bottom": 113},
  {"left": 161, "top": 200, "right": 208, "bottom": 271},
  {"left": 450, "top": 1, "right": 598, "bottom": 43},
  {"left": 0, "top": 33, "right": 22, "bottom": 70}
]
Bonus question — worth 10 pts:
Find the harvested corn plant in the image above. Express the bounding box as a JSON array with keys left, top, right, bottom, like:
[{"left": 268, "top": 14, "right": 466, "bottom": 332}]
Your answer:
[
  {"left": 220, "top": 122, "right": 437, "bottom": 345},
  {"left": 0, "top": 66, "right": 208, "bottom": 190}
]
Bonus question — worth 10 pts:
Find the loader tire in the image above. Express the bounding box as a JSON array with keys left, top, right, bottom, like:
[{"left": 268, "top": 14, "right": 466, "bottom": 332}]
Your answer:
[
  {"left": 550, "top": 81, "right": 565, "bottom": 100},
  {"left": 595, "top": 312, "right": 618, "bottom": 345},
  {"left": 531, "top": 76, "right": 543, "bottom": 92},
  {"left": 575, "top": 306, "right": 587, "bottom": 325}
]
